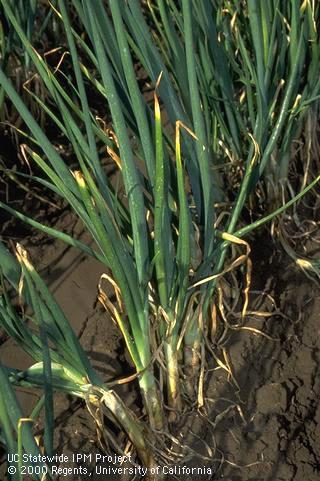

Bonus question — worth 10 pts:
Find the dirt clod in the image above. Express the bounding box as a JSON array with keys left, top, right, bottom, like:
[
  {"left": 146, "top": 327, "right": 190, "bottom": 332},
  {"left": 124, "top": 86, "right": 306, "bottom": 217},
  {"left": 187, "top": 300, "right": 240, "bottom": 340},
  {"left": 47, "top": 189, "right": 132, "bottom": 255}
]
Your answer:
[{"left": 255, "top": 382, "right": 288, "bottom": 414}]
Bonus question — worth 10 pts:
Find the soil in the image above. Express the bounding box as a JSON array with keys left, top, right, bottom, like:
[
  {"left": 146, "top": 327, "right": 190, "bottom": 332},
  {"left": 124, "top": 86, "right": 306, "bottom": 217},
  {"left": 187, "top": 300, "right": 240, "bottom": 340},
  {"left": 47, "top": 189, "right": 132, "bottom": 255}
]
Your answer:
[
  {"left": 204, "top": 236, "right": 320, "bottom": 481},
  {"left": 0, "top": 212, "right": 319, "bottom": 481}
]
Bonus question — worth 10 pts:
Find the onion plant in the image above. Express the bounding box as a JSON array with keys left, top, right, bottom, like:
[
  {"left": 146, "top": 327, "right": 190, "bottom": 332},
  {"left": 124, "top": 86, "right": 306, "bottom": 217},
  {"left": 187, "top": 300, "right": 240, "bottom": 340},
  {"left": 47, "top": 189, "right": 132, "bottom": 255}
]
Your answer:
[
  {"left": 0, "top": 0, "right": 59, "bottom": 116},
  {"left": 0, "top": 0, "right": 319, "bottom": 474},
  {"left": 0, "top": 358, "right": 46, "bottom": 481},
  {"left": 1, "top": 0, "right": 37, "bottom": 70},
  {"left": 0, "top": 240, "right": 156, "bottom": 473}
]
